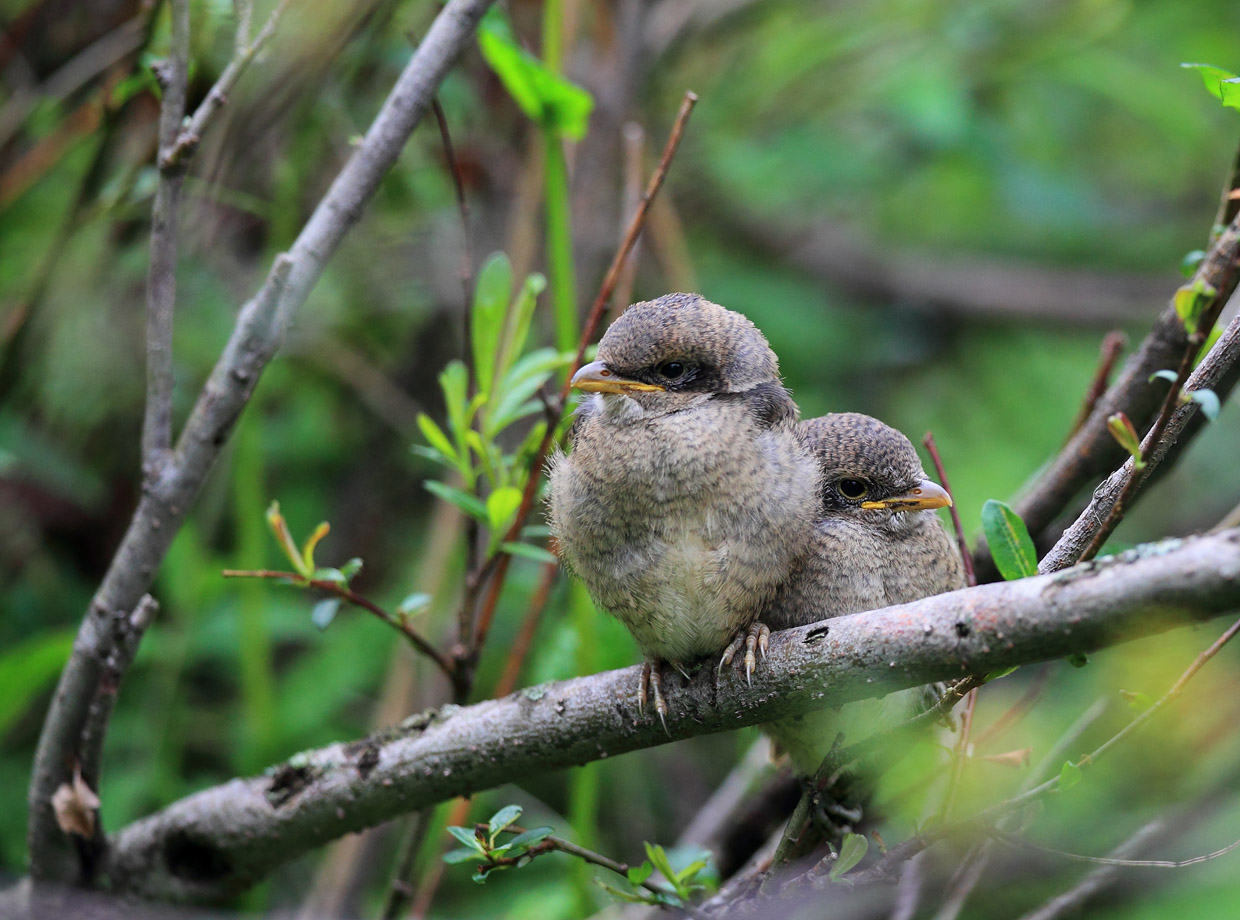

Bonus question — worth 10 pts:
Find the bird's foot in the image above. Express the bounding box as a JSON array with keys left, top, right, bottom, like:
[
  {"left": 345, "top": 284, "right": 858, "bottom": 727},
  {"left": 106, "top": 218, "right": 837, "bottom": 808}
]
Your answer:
[
  {"left": 718, "top": 620, "right": 771, "bottom": 686},
  {"left": 638, "top": 659, "right": 676, "bottom": 734}
]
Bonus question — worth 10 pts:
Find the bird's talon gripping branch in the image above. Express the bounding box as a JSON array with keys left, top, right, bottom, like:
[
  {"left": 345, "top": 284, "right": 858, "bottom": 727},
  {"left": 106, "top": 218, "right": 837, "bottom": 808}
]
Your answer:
[
  {"left": 719, "top": 620, "right": 772, "bottom": 686},
  {"left": 640, "top": 660, "right": 671, "bottom": 734}
]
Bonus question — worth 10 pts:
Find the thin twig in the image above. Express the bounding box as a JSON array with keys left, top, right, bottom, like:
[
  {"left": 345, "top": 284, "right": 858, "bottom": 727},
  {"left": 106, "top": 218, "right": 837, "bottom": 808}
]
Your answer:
[
  {"left": 1015, "top": 820, "right": 1167, "bottom": 920},
  {"left": 973, "top": 664, "right": 1052, "bottom": 748},
  {"left": 922, "top": 432, "right": 975, "bottom": 586},
  {"left": 975, "top": 615, "right": 1240, "bottom": 824},
  {"left": 380, "top": 810, "right": 433, "bottom": 920},
  {"left": 798, "top": 615, "right": 1240, "bottom": 897},
  {"left": 1064, "top": 331, "right": 1127, "bottom": 443},
  {"left": 162, "top": 0, "right": 293, "bottom": 170},
  {"left": 221, "top": 570, "right": 456, "bottom": 678},
  {"left": 976, "top": 150, "right": 1240, "bottom": 581},
  {"left": 940, "top": 687, "right": 978, "bottom": 820},
  {"left": 97, "top": 530, "right": 1240, "bottom": 899},
  {"left": 771, "top": 674, "right": 984, "bottom": 868},
  {"left": 987, "top": 826, "right": 1240, "bottom": 869},
  {"left": 1040, "top": 269, "right": 1240, "bottom": 574},
  {"left": 484, "top": 825, "right": 703, "bottom": 914},
  {"left": 613, "top": 121, "right": 646, "bottom": 314},
  {"left": 140, "top": 0, "right": 190, "bottom": 476},
  {"left": 432, "top": 95, "right": 475, "bottom": 388},
  {"left": 29, "top": 0, "right": 494, "bottom": 883},
  {"left": 1075, "top": 293, "right": 1224, "bottom": 564},
  {"left": 466, "top": 91, "right": 698, "bottom": 663}
]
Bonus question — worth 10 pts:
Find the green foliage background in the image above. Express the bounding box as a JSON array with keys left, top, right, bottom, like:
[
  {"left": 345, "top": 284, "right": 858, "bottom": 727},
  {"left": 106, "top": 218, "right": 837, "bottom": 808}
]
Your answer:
[{"left": 2, "top": 0, "right": 1240, "bottom": 916}]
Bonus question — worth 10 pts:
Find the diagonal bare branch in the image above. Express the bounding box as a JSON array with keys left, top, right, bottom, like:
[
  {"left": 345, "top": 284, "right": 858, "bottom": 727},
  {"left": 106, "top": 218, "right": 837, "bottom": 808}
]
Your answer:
[
  {"left": 101, "top": 529, "right": 1240, "bottom": 901},
  {"left": 26, "top": 0, "right": 496, "bottom": 884}
]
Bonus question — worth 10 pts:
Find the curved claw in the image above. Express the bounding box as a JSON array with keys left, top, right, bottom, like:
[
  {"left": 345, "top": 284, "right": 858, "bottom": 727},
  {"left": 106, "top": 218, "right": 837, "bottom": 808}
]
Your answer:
[
  {"left": 639, "top": 660, "right": 671, "bottom": 735},
  {"left": 719, "top": 621, "right": 772, "bottom": 687}
]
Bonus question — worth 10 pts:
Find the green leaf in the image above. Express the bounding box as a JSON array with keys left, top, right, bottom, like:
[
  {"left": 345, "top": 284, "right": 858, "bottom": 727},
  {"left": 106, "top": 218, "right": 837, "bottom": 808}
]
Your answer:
[
  {"left": 471, "top": 868, "right": 493, "bottom": 883},
  {"left": 488, "top": 804, "right": 523, "bottom": 839},
  {"left": 1180, "top": 249, "right": 1207, "bottom": 278},
  {"left": 439, "top": 360, "right": 471, "bottom": 453},
  {"left": 644, "top": 843, "right": 676, "bottom": 883},
  {"left": 300, "top": 522, "right": 330, "bottom": 574},
  {"left": 830, "top": 833, "right": 869, "bottom": 881},
  {"left": 1196, "top": 325, "right": 1223, "bottom": 367},
  {"left": 984, "top": 666, "right": 1018, "bottom": 683},
  {"left": 478, "top": 14, "right": 594, "bottom": 140},
  {"left": 1067, "top": 652, "right": 1089, "bottom": 668},
  {"left": 417, "top": 413, "right": 458, "bottom": 465},
  {"left": 444, "top": 847, "right": 482, "bottom": 864},
  {"left": 495, "top": 272, "right": 548, "bottom": 385},
  {"left": 1121, "top": 689, "right": 1153, "bottom": 712},
  {"left": 397, "top": 592, "right": 432, "bottom": 616},
  {"left": 506, "top": 826, "right": 554, "bottom": 849},
  {"left": 1148, "top": 369, "right": 1178, "bottom": 384},
  {"left": 486, "top": 486, "right": 523, "bottom": 537},
  {"left": 597, "top": 881, "right": 659, "bottom": 905},
  {"left": 447, "top": 825, "right": 486, "bottom": 853},
  {"left": 1058, "top": 760, "right": 1083, "bottom": 791},
  {"left": 0, "top": 628, "right": 75, "bottom": 737},
  {"left": 500, "top": 541, "right": 558, "bottom": 565},
  {"left": 980, "top": 500, "right": 1038, "bottom": 580},
  {"left": 627, "top": 862, "right": 654, "bottom": 886},
  {"left": 1182, "top": 62, "right": 1238, "bottom": 100},
  {"left": 311, "top": 598, "right": 341, "bottom": 631},
  {"left": 266, "top": 501, "right": 307, "bottom": 575},
  {"left": 473, "top": 253, "right": 514, "bottom": 397},
  {"left": 311, "top": 567, "right": 346, "bottom": 586},
  {"left": 339, "top": 557, "right": 363, "bottom": 581},
  {"left": 1173, "top": 278, "right": 1217, "bottom": 335},
  {"left": 1106, "top": 413, "right": 1145, "bottom": 470},
  {"left": 1187, "top": 388, "right": 1221, "bottom": 421},
  {"left": 674, "top": 859, "right": 708, "bottom": 886},
  {"left": 487, "top": 347, "right": 570, "bottom": 437},
  {"left": 424, "top": 480, "right": 488, "bottom": 522}
]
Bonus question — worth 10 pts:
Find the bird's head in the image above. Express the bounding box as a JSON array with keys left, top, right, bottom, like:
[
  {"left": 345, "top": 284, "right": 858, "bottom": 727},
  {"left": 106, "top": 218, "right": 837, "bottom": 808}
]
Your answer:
[
  {"left": 570, "top": 293, "right": 780, "bottom": 417},
  {"left": 804, "top": 413, "right": 952, "bottom": 534}
]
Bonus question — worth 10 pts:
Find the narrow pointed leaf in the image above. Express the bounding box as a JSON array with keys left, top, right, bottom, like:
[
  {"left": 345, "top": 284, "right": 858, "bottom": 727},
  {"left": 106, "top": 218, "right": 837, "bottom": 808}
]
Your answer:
[
  {"left": 417, "top": 413, "right": 458, "bottom": 464},
  {"left": 472, "top": 253, "right": 513, "bottom": 397},
  {"left": 980, "top": 500, "right": 1038, "bottom": 580},
  {"left": 500, "top": 541, "right": 558, "bottom": 565},
  {"left": 424, "top": 480, "right": 488, "bottom": 522},
  {"left": 488, "top": 804, "right": 523, "bottom": 838}
]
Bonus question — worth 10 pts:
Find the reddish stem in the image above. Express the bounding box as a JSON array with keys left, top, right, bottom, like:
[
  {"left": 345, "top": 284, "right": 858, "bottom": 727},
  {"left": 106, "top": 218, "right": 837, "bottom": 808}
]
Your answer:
[
  {"left": 222, "top": 569, "right": 455, "bottom": 678},
  {"left": 922, "top": 432, "right": 976, "bottom": 587}
]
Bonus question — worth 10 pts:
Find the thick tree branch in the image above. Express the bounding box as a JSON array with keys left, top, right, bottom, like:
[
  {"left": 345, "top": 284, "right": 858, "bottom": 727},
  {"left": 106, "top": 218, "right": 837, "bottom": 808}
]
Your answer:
[
  {"left": 1040, "top": 304, "right": 1240, "bottom": 572},
  {"left": 101, "top": 529, "right": 1240, "bottom": 902},
  {"left": 26, "top": 0, "right": 495, "bottom": 883},
  {"left": 975, "top": 195, "right": 1240, "bottom": 581}
]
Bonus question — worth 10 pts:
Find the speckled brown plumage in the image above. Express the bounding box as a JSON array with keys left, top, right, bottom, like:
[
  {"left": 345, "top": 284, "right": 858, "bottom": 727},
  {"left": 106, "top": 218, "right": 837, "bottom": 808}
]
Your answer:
[
  {"left": 548, "top": 294, "right": 821, "bottom": 716},
  {"left": 764, "top": 412, "right": 966, "bottom": 773}
]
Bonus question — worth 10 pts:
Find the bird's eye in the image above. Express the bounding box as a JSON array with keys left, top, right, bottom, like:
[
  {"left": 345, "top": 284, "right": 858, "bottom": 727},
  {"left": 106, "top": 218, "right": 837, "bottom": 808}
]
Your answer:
[
  {"left": 837, "top": 478, "right": 869, "bottom": 500},
  {"left": 656, "top": 360, "right": 689, "bottom": 380}
]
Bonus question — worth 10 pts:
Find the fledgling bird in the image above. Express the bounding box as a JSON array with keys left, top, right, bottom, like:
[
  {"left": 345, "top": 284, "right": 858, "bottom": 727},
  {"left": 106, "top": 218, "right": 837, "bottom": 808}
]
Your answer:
[
  {"left": 764, "top": 412, "right": 965, "bottom": 774},
  {"left": 548, "top": 293, "right": 821, "bottom": 724}
]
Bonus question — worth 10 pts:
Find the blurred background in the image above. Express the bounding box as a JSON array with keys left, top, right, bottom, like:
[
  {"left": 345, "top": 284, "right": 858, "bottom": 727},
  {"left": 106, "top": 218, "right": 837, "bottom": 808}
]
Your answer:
[{"left": 3, "top": 0, "right": 1240, "bottom": 917}]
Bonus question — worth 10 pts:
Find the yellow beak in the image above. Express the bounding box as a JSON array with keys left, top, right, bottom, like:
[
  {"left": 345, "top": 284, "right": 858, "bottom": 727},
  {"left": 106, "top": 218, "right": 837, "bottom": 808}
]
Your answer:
[
  {"left": 861, "top": 479, "right": 952, "bottom": 511},
  {"left": 570, "top": 360, "right": 665, "bottom": 394}
]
